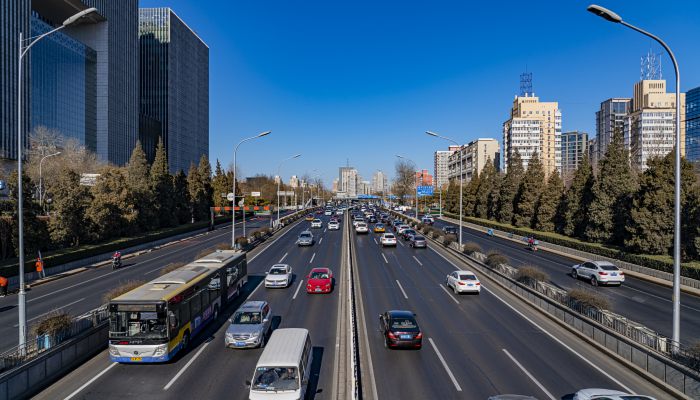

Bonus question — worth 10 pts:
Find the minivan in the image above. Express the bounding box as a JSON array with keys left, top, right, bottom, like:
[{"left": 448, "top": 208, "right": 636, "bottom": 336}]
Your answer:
[{"left": 247, "top": 328, "right": 313, "bottom": 400}]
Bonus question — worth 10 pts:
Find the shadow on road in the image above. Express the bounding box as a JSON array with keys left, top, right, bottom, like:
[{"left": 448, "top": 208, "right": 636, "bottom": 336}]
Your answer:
[{"left": 306, "top": 346, "right": 324, "bottom": 400}]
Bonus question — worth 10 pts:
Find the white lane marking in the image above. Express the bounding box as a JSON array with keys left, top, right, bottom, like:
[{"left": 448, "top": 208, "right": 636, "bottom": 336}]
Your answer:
[
  {"left": 396, "top": 239, "right": 405, "bottom": 247},
  {"left": 431, "top": 246, "right": 633, "bottom": 392},
  {"left": 381, "top": 253, "right": 389, "bottom": 264},
  {"left": 278, "top": 252, "right": 288, "bottom": 263},
  {"left": 428, "top": 338, "right": 462, "bottom": 392},
  {"left": 623, "top": 285, "right": 700, "bottom": 312},
  {"left": 438, "top": 285, "right": 460, "bottom": 305},
  {"left": 412, "top": 256, "right": 423, "bottom": 266},
  {"left": 15, "top": 298, "right": 85, "bottom": 327},
  {"left": 163, "top": 341, "right": 211, "bottom": 390},
  {"left": 309, "top": 253, "right": 316, "bottom": 264},
  {"left": 502, "top": 348, "right": 556, "bottom": 400},
  {"left": 324, "top": 228, "right": 327, "bottom": 233},
  {"left": 373, "top": 238, "right": 378, "bottom": 245},
  {"left": 64, "top": 362, "right": 118, "bottom": 400},
  {"left": 319, "top": 238, "right": 323, "bottom": 245},
  {"left": 293, "top": 281, "right": 304, "bottom": 299},
  {"left": 396, "top": 280, "right": 408, "bottom": 299}
]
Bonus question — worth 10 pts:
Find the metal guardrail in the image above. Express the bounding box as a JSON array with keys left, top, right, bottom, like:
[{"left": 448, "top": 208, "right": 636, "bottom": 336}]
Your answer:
[{"left": 0, "top": 305, "right": 109, "bottom": 374}]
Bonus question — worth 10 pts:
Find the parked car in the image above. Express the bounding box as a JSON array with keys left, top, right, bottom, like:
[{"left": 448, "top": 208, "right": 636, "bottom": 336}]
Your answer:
[
  {"left": 408, "top": 234, "right": 427, "bottom": 248},
  {"left": 572, "top": 388, "right": 656, "bottom": 400},
  {"left": 445, "top": 270, "right": 481, "bottom": 294},
  {"left": 296, "top": 231, "right": 314, "bottom": 246},
  {"left": 265, "top": 264, "right": 293, "bottom": 288},
  {"left": 311, "top": 219, "right": 322, "bottom": 228},
  {"left": 380, "top": 233, "right": 397, "bottom": 247},
  {"left": 379, "top": 310, "right": 422, "bottom": 349},
  {"left": 572, "top": 261, "right": 625, "bottom": 286},
  {"left": 225, "top": 301, "right": 272, "bottom": 348},
  {"left": 355, "top": 222, "right": 369, "bottom": 234},
  {"left": 306, "top": 267, "right": 333, "bottom": 294}
]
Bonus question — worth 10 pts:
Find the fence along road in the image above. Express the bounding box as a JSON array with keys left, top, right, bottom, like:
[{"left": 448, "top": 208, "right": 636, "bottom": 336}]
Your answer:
[
  {"left": 352, "top": 221, "right": 669, "bottom": 399},
  {"left": 35, "top": 214, "right": 344, "bottom": 400}
]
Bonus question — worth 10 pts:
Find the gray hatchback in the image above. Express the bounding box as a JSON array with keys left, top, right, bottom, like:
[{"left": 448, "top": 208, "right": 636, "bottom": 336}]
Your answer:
[
  {"left": 409, "top": 234, "right": 427, "bottom": 248},
  {"left": 225, "top": 301, "right": 272, "bottom": 348}
]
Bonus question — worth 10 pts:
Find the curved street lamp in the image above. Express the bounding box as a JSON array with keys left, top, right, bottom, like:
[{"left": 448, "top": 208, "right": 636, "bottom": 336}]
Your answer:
[{"left": 426, "top": 131, "right": 463, "bottom": 247}]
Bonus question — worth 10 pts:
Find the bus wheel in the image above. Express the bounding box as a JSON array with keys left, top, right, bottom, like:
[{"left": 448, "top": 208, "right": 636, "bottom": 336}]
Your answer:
[{"left": 182, "top": 332, "right": 191, "bottom": 350}]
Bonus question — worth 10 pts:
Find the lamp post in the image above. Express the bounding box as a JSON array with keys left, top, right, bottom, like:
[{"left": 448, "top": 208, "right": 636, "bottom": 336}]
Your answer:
[
  {"left": 426, "top": 131, "right": 463, "bottom": 247},
  {"left": 587, "top": 4, "right": 682, "bottom": 349},
  {"left": 15, "top": 7, "right": 97, "bottom": 352},
  {"left": 276, "top": 154, "right": 301, "bottom": 229},
  {"left": 232, "top": 131, "right": 271, "bottom": 248},
  {"left": 39, "top": 151, "right": 61, "bottom": 214},
  {"left": 396, "top": 155, "right": 419, "bottom": 219}
]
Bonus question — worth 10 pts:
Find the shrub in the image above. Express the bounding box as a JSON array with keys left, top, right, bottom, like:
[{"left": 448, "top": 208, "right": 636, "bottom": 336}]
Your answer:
[
  {"left": 160, "top": 262, "right": 186, "bottom": 276},
  {"left": 102, "top": 280, "right": 145, "bottom": 304},
  {"left": 462, "top": 242, "right": 482, "bottom": 256},
  {"left": 442, "top": 234, "right": 457, "bottom": 246},
  {"left": 567, "top": 288, "right": 611, "bottom": 310},
  {"left": 421, "top": 226, "right": 431, "bottom": 234},
  {"left": 515, "top": 266, "right": 550, "bottom": 286},
  {"left": 235, "top": 236, "right": 249, "bottom": 247},
  {"left": 486, "top": 252, "right": 509, "bottom": 268},
  {"left": 31, "top": 311, "right": 72, "bottom": 337}
]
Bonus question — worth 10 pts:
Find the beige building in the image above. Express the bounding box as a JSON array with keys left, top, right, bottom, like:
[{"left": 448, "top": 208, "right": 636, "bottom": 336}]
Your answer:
[
  {"left": 503, "top": 94, "right": 562, "bottom": 176},
  {"left": 624, "top": 80, "right": 686, "bottom": 170},
  {"left": 434, "top": 145, "right": 459, "bottom": 189},
  {"left": 447, "top": 139, "right": 499, "bottom": 182}
]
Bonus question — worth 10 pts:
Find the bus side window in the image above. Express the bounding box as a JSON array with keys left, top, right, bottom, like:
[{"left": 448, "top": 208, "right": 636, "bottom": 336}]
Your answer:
[
  {"left": 191, "top": 292, "right": 201, "bottom": 316},
  {"left": 180, "top": 301, "right": 190, "bottom": 327},
  {"left": 200, "top": 290, "right": 209, "bottom": 308}
]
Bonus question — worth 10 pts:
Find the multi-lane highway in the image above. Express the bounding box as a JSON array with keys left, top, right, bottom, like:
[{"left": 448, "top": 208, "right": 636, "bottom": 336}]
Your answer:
[
  {"left": 352, "top": 220, "right": 668, "bottom": 399},
  {"left": 400, "top": 211, "right": 700, "bottom": 344},
  {"left": 35, "top": 212, "right": 343, "bottom": 400}
]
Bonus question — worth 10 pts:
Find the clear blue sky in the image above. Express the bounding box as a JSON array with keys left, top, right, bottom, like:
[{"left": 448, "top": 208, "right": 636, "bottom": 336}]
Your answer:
[{"left": 140, "top": 0, "right": 700, "bottom": 186}]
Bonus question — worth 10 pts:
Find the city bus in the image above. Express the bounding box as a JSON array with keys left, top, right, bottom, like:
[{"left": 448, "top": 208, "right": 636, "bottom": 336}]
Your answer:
[{"left": 108, "top": 250, "right": 247, "bottom": 363}]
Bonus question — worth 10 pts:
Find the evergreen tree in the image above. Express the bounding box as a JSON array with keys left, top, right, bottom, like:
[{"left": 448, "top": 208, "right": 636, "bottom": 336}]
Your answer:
[
  {"left": 8, "top": 171, "right": 47, "bottom": 257},
  {"left": 127, "top": 141, "right": 156, "bottom": 230},
  {"left": 584, "top": 131, "right": 636, "bottom": 244},
  {"left": 683, "top": 183, "right": 700, "bottom": 259},
  {"left": 150, "top": 137, "right": 175, "bottom": 228},
  {"left": 513, "top": 153, "right": 545, "bottom": 228},
  {"left": 625, "top": 152, "right": 695, "bottom": 255},
  {"left": 173, "top": 170, "right": 191, "bottom": 224},
  {"left": 556, "top": 154, "right": 594, "bottom": 237},
  {"left": 187, "top": 162, "right": 203, "bottom": 221},
  {"left": 474, "top": 159, "right": 497, "bottom": 219},
  {"left": 49, "top": 169, "right": 91, "bottom": 246},
  {"left": 534, "top": 171, "right": 564, "bottom": 232},
  {"left": 86, "top": 167, "right": 133, "bottom": 240},
  {"left": 445, "top": 180, "right": 458, "bottom": 214},
  {"left": 497, "top": 150, "right": 524, "bottom": 224},
  {"left": 463, "top": 173, "right": 480, "bottom": 217},
  {"left": 197, "top": 155, "right": 214, "bottom": 219},
  {"left": 212, "top": 159, "right": 232, "bottom": 208},
  {"left": 487, "top": 172, "right": 502, "bottom": 220}
]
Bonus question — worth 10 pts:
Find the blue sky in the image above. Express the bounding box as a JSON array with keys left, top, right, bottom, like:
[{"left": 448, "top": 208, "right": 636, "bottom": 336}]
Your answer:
[{"left": 141, "top": 0, "right": 700, "bottom": 186}]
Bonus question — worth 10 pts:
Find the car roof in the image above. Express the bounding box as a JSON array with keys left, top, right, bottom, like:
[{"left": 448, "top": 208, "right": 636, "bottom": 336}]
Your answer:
[
  {"left": 590, "top": 260, "right": 617, "bottom": 267},
  {"left": 453, "top": 270, "right": 476, "bottom": 275},
  {"left": 255, "top": 328, "right": 310, "bottom": 368},
  {"left": 387, "top": 310, "right": 415, "bottom": 318},
  {"left": 574, "top": 388, "right": 629, "bottom": 398},
  {"left": 238, "top": 300, "right": 267, "bottom": 312}
]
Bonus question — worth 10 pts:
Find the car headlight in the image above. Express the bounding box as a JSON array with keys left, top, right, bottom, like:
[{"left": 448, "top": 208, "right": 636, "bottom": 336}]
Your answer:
[
  {"left": 153, "top": 344, "right": 168, "bottom": 356},
  {"left": 109, "top": 345, "right": 120, "bottom": 357},
  {"left": 250, "top": 332, "right": 260, "bottom": 338}
]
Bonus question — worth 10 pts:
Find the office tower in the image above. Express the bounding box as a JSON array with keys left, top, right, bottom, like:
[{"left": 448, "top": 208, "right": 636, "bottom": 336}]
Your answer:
[
  {"left": 371, "top": 170, "right": 387, "bottom": 194},
  {"left": 139, "top": 8, "right": 209, "bottom": 173},
  {"left": 561, "top": 131, "right": 589, "bottom": 179},
  {"left": 594, "top": 98, "right": 631, "bottom": 167},
  {"left": 447, "top": 139, "right": 499, "bottom": 182},
  {"left": 687, "top": 86, "right": 700, "bottom": 163},
  {"left": 339, "top": 166, "right": 358, "bottom": 197},
  {"left": 434, "top": 145, "right": 459, "bottom": 189}
]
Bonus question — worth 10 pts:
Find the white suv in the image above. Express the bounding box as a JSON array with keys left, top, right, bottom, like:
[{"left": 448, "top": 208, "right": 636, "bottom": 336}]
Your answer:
[
  {"left": 380, "top": 233, "right": 396, "bottom": 247},
  {"left": 572, "top": 261, "right": 625, "bottom": 286}
]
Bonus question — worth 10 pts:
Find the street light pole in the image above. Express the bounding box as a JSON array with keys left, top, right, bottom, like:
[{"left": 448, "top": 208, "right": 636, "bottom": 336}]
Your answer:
[
  {"left": 426, "top": 131, "right": 463, "bottom": 247},
  {"left": 587, "top": 4, "right": 682, "bottom": 349},
  {"left": 276, "top": 154, "right": 301, "bottom": 229},
  {"left": 232, "top": 131, "right": 271, "bottom": 248},
  {"left": 15, "top": 7, "right": 97, "bottom": 353},
  {"left": 39, "top": 151, "right": 61, "bottom": 213}
]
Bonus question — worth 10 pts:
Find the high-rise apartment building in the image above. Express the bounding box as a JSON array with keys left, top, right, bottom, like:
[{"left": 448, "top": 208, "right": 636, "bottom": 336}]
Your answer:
[
  {"left": 447, "top": 139, "right": 499, "bottom": 182},
  {"left": 594, "top": 98, "right": 631, "bottom": 166},
  {"left": 415, "top": 170, "right": 433, "bottom": 186},
  {"left": 339, "top": 166, "right": 358, "bottom": 197},
  {"left": 1, "top": 1, "right": 139, "bottom": 168},
  {"left": 561, "top": 131, "right": 588, "bottom": 179},
  {"left": 331, "top": 178, "right": 339, "bottom": 193},
  {"left": 434, "top": 145, "right": 459, "bottom": 189},
  {"left": 687, "top": 86, "right": 700, "bottom": 163},
  {"left": 139, "top": 8, "right": 209, "bottom": 173},
  {"left": 289, "top": 175, "right": 299, "bottom": 188},
  {"left": 624, "top": 80, "right": 686, "bottom": 170},
  {"left": 502, "top": 94, "right": 561, "bottom": 175},
  {"left": 371, "top": 170, "right": 387, "bottom": 194}
]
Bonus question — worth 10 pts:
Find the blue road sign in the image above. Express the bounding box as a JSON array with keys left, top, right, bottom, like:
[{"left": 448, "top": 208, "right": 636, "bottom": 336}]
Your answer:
[{"left": 417, "top": 186, "right": 434, "bottom": 197}]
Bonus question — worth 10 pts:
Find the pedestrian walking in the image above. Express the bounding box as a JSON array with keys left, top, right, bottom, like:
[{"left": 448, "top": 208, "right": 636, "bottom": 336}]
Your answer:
[
  {"left": 36, "top": 252, "right": 45, "bottom": 279},
  {"left": 0, "top": 276, "right": 7, "bottom": 297}
]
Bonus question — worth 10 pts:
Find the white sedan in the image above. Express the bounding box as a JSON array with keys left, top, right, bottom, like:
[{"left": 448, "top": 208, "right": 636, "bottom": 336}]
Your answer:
[
  {"left": 446, "top": 270, "right": 481, "bottom": 294},
  {"left": 328, "top": 221, "right": 340, "bottom": 230},
  {"left": 572, "top": 261, "right": 625, "bottom": 286},
  {"left": 380, "top": 233, "right": 397, "bottom": 247},
  {"left": 265, "top": 264, "right": 292, "bottom": 288},
  {"left": 355, "top": 222, "right": 369, "bottom": 233},
  {"left": 311, "top": 219, "right": 323, "bottom": 228}
]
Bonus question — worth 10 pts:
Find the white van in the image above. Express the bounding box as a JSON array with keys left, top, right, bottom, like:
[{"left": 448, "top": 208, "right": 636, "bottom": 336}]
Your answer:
[{"left": 247, "top": 328, "right": 313, "bottom": 400}]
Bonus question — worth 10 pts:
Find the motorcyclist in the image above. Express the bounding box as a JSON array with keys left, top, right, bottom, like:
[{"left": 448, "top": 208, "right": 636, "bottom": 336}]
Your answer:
[
  {"left": 487, "top": 228, "right": 494, "bottom": 237},
  {"left": 112, "top": 251, "right": 122, "bottom": 268}
]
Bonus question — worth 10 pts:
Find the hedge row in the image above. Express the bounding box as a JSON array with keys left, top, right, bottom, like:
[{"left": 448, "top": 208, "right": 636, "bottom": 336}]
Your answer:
[{"left": 442, "top": 211, "right": 700, "bottom": 281}]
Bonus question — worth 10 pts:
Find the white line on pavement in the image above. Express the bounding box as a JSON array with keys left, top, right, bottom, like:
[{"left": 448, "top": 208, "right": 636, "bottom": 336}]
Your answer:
[
  {"left": 324, "top": 228, "right": 327, "bottom": 233},
  {"left": 278, "top": 252, "right": 288, "bottom": 263},
  {"left": 396, "top": 280, "right": 408, "bottom": 299},
  {"left": 623, "top": 285, "right": 700, "bottom": 312},
  {"left": 396, "top": 239, "right": 405, "bottom": 247},
  {"left": 381, "top": 253, "right": 389, "bottom": 264},
  {"left": 293, "top": 281, "right": 304, "bottom": 299},
  {"left": 164, "top": 341, "right": 211, "bottom": 390},
  {"left": 373, "top": 238, "right": 378, "bottom": 245},
  {"left": 502, "top": 348, "right": 556, "bottom": 400},
  {"left": 310, "top": 253, "right": 316, "bottom": 264},
  {"left": 428, "top": 338, "right": 462, "bottom": 392},
  {"left": 15, "top": 298, "right": 85, "bottom": 327},
  {"left": 319, "top": 237, "right": 323, "bottom": 244},
  {"left": 64, "top": 362, "right": 118, "bottom": 400},
  {"left": 412, "top": 256, "right": 423, "bottom": 266},
  {"left": 438, "top": 285, "right": 460, "bottom": 305}
]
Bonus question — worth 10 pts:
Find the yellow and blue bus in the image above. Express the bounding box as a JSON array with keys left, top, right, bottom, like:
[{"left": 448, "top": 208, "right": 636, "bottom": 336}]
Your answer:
[{"left": 108, "top": 250, "right": 247, "bottom": 363}]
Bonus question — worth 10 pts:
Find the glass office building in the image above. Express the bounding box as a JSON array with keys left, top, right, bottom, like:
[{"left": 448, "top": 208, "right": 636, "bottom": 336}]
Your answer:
[
  {"left": 687, "top": 87, "right": 700, "bottom": 163},
  {"left": 561, "top": 131, "right": 588, "bottom": 178}
]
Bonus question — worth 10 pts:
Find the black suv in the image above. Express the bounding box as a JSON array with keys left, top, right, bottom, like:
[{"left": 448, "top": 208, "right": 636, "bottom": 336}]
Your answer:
[{"left": 442, "top": 225, "right": 458, "bottom": 235}]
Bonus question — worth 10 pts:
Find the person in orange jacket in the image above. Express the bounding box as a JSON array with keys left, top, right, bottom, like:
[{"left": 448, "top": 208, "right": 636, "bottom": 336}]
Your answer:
[
  {"left": 36, "top": 258, "right": 45, "bottom": 279},
  {"left": 0, "top": 276, "right": 8, "bottom": 297}
]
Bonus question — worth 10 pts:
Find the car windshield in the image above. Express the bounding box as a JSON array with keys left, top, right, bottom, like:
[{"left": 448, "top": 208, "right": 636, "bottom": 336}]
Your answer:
[
  {"left": 252, "top": 367, "right": 299, "bottom": 391},
  {"left": 300, "top": 234, "right": 311, "bottom": 239},
  {"left": 405, "top": 230, "right": 415, "bottom": 234},
  {"left": 600, "top": 264, "right": 619, "bottom": 271},
  {"left": 109, "top": 311, "right": 168, "bottom": 340},
  {"left": 310, "top": 271, "right": 330, "bottom": 279},
  {"left": 270, "top": 267, "right": 287, "bottom": 275},
  {"left": 232, "top": 311, "right": 262, "bottom": 324},
  {"left": 390, "top": 317, "right": 418, "bottom": 331},
  {"left": 384, "top": 235, "right": 395, "bottom": 239},
  {"left": 376, "top": 224, "right": 384, "bottom": 228},
  {"left": 459, "top": 274, "right": 477, "bottom": 281},
  {"left": 313, "top": 219, "right": 321, "bottom": 222}
]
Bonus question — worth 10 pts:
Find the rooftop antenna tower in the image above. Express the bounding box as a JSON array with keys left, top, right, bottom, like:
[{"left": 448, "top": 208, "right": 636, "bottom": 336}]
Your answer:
[
  {"left": 520, "top": 71, "right": 533, "bottom": 97},
  {"left": 641, "top": 49, "right": 662, "bottom": 80}
]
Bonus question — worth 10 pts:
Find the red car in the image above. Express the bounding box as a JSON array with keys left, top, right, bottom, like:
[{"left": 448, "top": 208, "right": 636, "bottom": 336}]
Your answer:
[{"left": 306, "top": 267, "right": 333, "bottom": 294}]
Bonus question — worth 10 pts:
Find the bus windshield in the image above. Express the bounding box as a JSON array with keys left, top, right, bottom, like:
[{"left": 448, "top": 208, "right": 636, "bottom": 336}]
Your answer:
[
  {"left": 110, "top": 311, "right": 168, "bottom": 340},
  {"left": 252, "top": 367, "right": 299, "bottom": 391}
]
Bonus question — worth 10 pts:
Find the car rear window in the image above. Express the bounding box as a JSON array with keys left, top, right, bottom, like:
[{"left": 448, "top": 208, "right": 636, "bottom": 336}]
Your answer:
[
  {"left": 390, "top": 318, "right": 417, "bottom": 330},
  {"left": 459, "top": 274, "right": 477, "bottom": 280},
  {"left": 600, "top": 264, "right": 619, "bottom": 271},
  {"left": 384, "top": 234, "right": 395, "bottom": 239},
  {"left": 413, "top": 236, "right": 425, "bottom": 241}
]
